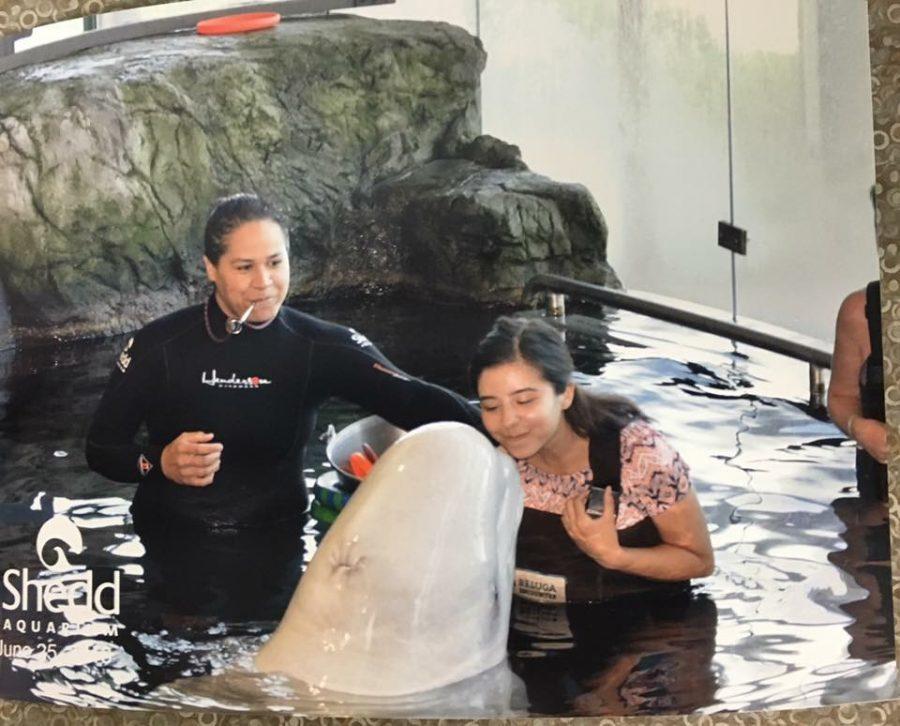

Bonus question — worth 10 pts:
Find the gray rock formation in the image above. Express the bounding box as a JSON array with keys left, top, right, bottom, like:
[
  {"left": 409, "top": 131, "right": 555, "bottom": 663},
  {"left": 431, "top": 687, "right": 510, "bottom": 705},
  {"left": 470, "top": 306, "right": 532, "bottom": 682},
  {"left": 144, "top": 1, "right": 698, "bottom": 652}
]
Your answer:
[
  {"left": 0, "top": 15, "right": 614, "bottom": 343},
  {"left": 310, "top": 154, "right": 615, "bottom": 301},
  {"left": 0, "top": 279, "right": 10, "bottom": 351}
]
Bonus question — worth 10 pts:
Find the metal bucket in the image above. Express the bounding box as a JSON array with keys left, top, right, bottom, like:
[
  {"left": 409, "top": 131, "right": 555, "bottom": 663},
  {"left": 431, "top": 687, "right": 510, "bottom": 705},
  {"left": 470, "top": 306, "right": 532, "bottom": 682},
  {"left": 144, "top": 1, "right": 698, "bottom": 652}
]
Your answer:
[{"left": 324, "top": 415, "right": 406, "bottom": 488}]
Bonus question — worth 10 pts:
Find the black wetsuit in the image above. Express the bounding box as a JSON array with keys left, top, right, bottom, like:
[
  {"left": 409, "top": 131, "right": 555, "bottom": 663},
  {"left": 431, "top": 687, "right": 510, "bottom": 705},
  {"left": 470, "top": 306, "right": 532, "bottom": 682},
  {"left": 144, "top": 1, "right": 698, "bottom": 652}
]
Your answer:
[
  {"left": 858, "top": 280, "right": 887, "bottom": 501},
  {"left": 86, "top": 296, "right": 481, "bottom": 529}
]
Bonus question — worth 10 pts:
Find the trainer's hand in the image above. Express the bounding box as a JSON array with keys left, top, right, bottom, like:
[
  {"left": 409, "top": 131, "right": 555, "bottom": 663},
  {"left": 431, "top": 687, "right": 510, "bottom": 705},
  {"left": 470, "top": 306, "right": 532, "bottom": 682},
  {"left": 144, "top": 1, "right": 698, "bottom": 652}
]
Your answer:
[{"left": 161, "top": 431, "right": 222, "bottom": 487}]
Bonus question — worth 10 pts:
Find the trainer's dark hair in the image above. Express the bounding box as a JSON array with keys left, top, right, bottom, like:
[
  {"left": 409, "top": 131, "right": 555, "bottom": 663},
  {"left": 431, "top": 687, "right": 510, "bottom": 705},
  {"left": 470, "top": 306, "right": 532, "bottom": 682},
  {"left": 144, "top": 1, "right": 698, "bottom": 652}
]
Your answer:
[
  {"left": 469, "top": 316, "right": 645, "bottom": 436},
  {"left": 204, "top": 193, "right": 287, "bottom": 264}
]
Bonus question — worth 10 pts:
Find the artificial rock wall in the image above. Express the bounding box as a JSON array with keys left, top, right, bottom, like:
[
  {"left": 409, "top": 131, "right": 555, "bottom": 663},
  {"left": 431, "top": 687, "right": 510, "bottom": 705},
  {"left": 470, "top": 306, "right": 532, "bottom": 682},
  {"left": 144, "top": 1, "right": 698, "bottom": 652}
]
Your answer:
[{"left": 0, "top": 15, "right": 615, "bottom": 342}]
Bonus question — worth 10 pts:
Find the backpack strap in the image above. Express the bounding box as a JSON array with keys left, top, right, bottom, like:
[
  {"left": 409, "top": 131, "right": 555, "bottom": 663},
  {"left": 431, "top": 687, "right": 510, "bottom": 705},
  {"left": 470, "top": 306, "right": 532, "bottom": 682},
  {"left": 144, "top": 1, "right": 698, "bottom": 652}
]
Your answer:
[
  {"left": 588, "top": 424, "right": 623, "bottom": 492},
  {"left": 865, "top": 280, "right": 882, "bottom": 360}
]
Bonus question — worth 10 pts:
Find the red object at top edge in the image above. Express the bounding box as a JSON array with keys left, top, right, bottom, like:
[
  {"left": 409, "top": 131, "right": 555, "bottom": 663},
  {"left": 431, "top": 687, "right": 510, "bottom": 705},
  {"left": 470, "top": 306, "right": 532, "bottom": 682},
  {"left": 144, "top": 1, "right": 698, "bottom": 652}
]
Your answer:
[{"left": 196, "top": 12, "right": 281, "bottom": 36}]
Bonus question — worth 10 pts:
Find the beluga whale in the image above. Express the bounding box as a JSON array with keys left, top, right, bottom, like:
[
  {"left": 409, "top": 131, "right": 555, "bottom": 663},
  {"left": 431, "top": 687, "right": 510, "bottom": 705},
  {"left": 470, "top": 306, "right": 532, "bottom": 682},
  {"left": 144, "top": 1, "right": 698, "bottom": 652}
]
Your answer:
[
  {"left": 256, "top": 420, "right": 524, "bottom": 695},
  {"left": 154, "top": 421, "right": 526, "bottom": 716}
]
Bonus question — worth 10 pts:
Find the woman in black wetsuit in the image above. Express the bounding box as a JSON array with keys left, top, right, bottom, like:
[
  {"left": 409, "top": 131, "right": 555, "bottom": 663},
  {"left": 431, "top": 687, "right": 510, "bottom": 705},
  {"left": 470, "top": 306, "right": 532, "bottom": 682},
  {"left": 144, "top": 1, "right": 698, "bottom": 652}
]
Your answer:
[
  {"left": 85, "top": 194, "right": 481, "bottom": 618},
  {"left": 828, "top": 281, "right": 888, "bottom": 501},
  {"left": 86, "top": 193, "right": 480, "bottom": 530}
]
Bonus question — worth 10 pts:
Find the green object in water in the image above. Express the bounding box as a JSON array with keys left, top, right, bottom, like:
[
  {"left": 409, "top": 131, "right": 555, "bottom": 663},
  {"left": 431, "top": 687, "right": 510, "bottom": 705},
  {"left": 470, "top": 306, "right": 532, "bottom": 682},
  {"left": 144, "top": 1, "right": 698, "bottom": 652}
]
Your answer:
[
  {"left": 313, "top": 482, "right": 352, "bottom": 511},
  {"left": 310, "top": 500, "right": 340, "bottom": 525}
]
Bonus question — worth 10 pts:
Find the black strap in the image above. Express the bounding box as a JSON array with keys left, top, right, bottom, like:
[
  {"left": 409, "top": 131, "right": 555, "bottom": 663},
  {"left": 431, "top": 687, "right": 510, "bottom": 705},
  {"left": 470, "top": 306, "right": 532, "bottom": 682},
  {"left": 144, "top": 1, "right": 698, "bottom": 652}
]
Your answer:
[
  {"left": 588, "top": 424, "right": 623, "bottom": 491},
  {"left": 865, "top": 280, "right": 882, "bottom": 359},
  {"left": 858, "top": 280, "right": 887, "bottom": 501}
]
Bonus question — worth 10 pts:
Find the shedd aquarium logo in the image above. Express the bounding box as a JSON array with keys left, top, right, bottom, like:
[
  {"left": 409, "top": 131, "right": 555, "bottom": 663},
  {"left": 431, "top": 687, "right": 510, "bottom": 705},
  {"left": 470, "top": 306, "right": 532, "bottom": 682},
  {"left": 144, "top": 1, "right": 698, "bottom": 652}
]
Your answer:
[{"left": 1, "top": 515, "right": 121, "bottom": 635}]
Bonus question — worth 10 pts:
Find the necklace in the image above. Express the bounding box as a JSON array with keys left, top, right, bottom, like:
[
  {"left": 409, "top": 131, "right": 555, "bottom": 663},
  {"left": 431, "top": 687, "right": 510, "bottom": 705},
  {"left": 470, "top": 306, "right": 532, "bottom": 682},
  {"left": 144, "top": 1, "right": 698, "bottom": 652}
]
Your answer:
[
  {"left": 245, "top": 316, "right": 276, "bottom": 331},
  {"left": 204, "top": 297, "right": 231, "bottom": 343},
  {"left": 204, "top": 298, "right": 278, "bottom": 342}
]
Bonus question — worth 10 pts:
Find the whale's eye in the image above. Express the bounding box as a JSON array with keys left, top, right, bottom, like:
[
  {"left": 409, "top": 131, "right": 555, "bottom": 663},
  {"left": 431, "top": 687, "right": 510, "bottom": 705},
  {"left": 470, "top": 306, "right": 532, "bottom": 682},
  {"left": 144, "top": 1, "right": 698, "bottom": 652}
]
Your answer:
[{"left": 486, "top": 584, "right": 499, "bottom": 616}]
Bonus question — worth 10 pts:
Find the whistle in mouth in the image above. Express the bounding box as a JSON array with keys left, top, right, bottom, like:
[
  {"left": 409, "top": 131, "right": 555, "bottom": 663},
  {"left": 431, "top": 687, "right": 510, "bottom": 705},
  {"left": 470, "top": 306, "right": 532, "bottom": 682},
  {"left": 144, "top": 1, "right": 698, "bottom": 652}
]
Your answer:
[{"left": 226, "top": 303, "right": 255, "bottom": 335}]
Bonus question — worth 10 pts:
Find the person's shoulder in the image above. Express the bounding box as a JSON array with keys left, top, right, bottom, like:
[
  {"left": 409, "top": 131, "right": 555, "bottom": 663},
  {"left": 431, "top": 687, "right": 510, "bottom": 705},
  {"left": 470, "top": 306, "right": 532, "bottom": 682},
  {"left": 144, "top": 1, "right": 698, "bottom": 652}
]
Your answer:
[
  {"left": 619, "top": 419, "right": 663, "bottom": 446},
  {"left": 834, "top": 287, "right": 871, "bottom": 355},
  {"left": 134, "top": 304, "right": 204, "bottom": 347},
  {"left": 111, "top": 304, "right": 202, "bottom": 374},
  {"left": 280, "top": 305, "right": 375, "bottom": 351},
  {"left": 278, "top": 304, "right": 330, "bottom": 336},
  {"left": 618, "top": 420, "right": 686, "bottom": 468},
  {"left": 618, "top": 420, "right": 692, "bottom": 497},
  {"left": 837, "top": 288, "right": 867, "bottom": 324}
]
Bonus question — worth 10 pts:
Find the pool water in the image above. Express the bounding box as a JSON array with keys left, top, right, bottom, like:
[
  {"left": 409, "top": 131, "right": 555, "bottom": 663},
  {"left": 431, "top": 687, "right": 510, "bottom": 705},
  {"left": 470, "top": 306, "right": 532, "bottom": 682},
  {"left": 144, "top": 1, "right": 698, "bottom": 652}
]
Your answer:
[{"left": 0, "top": 298, "right": 894, "bottom": 716}]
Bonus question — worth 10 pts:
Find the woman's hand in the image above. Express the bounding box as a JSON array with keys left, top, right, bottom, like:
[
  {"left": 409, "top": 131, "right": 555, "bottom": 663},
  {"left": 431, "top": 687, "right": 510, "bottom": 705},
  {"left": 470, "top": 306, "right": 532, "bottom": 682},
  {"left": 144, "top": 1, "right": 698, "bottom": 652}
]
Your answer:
[
  {"left": 161, "top": 431, "right": 223, "bottom": 487},
  {"left": 564, "top": 488, "right": 715, "bottom": 580},
  {"left": 854, "top": 417, "right": 889, "bottom": 465},
  {"left": 562, "top": 488, "right": 624, "bottom": 569}
]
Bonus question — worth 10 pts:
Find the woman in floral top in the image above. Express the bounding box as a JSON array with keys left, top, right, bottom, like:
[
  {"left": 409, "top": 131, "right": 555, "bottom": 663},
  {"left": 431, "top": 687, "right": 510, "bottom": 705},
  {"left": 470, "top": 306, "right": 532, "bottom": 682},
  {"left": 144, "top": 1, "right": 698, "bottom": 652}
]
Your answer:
[{"left": 470, "top": 316, "right": 713, "bottom": 584}]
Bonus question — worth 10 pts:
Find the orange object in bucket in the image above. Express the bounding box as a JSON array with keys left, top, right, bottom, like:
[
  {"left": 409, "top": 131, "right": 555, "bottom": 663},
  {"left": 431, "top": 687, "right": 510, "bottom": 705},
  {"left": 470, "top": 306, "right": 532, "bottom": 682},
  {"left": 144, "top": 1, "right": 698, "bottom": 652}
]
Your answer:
[
  {"left": 196, "top": 12, "right": 281, "bottom": 36},
  {"left": 348, "top": 452, "right": 373, "bottom": 479},
  {"left": 362, "top": 443, "right": 379, "bottom": 464}
]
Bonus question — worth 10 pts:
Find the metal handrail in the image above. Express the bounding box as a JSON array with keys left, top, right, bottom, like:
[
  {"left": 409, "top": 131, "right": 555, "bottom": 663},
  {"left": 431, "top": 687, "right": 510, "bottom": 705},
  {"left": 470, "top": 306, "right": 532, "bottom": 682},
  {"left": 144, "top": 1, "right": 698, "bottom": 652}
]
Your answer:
[
  {"left": 0, "top": 0, "right": 392, "bottom": 72},
  {"left": 524, "top": 273, "right": 832, "bottom": 406}
]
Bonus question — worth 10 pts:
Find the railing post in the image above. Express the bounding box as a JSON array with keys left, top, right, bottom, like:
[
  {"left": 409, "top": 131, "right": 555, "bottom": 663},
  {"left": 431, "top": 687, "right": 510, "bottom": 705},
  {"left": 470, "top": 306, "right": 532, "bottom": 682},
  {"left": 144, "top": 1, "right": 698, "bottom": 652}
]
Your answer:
[
  {"left": 809, "top": 364, "right": 826, "bottom": 409},
  {"left": 525, "top": 274, "right": 832, "bottom": 372},
  {"left": 547, "top": 292, "right": 566, "bottom": 319}
]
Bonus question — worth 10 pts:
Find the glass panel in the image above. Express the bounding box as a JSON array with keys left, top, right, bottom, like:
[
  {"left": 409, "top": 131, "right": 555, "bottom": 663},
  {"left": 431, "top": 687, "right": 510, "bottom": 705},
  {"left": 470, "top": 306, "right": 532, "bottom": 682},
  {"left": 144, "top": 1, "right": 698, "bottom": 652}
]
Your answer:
[
  {"left": 479, "top": 0, "right": 734, "bottom": 322},
  {"left": 344, "top": 0, "right": 477, "bottom": 34},
  {"left": 730, "top": 0, "right": 875, "bottom": 340}
]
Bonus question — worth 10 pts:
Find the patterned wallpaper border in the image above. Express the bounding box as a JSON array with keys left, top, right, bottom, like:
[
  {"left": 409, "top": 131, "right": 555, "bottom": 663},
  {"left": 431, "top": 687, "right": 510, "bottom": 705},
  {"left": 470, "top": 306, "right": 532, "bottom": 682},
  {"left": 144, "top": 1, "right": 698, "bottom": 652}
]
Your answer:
[
  {"left": 0, "top": 0, "right": 898, "bottom": 724},
  {"left": 2, "top": 697, "right": 900, "bottom": 725},
  {"left": 869, "top": 0, "right": 900, "bottom": 664},
  {"left": 0, "top": 0, "right": 182, "bottom": 35}
]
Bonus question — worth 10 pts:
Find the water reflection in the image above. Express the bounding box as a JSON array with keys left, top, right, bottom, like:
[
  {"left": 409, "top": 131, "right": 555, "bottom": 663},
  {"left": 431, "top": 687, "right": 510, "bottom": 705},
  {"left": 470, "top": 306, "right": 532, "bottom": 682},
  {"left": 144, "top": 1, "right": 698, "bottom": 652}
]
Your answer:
[
  {"left": 828, "top": 497, "right": 893, "bottom": 663},
  {"left": 510, "top": 593, "right": 718, "bottom": 716},
  {"left": 132, "top": 517, "right": 306, "bottom": 622}
]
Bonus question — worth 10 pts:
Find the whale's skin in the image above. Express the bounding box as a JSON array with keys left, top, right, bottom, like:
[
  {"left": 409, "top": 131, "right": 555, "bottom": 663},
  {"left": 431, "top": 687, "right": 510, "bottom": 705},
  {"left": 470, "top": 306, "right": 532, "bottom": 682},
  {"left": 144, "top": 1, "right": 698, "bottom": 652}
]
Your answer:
[{"left": 255, "top": 421, "right": 524, "bottom": 697}]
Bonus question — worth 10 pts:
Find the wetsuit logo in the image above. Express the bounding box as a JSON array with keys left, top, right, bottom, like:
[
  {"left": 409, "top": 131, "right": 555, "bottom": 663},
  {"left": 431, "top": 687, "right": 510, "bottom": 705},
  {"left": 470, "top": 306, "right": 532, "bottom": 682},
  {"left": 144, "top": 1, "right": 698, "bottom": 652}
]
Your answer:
[
  {"left": 116, "top": 337, "right": 134, "bottom": 373},
  {"left": 201, "top": 369, "right": 273, "bottom": 389},
  {"left": 349, "top": 328, "right": 372, "bottom": 349},
  {"left": 138, "top": 454, "right": 153, "bottom": 477}
]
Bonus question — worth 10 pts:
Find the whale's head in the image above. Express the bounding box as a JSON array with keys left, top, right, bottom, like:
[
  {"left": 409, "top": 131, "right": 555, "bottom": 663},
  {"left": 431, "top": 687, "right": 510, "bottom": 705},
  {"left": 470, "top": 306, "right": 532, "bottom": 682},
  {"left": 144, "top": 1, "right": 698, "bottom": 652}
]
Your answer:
[{"left": 255, "top": 421, "right": 523, "bottom": 696}]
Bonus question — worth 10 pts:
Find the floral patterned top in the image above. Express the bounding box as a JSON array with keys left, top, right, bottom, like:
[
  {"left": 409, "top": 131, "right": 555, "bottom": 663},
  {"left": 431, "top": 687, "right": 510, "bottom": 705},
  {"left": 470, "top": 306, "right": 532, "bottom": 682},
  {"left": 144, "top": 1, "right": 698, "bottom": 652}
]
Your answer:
[{"left": 516, "top": 420, "right": 692, "bottom": 529}]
